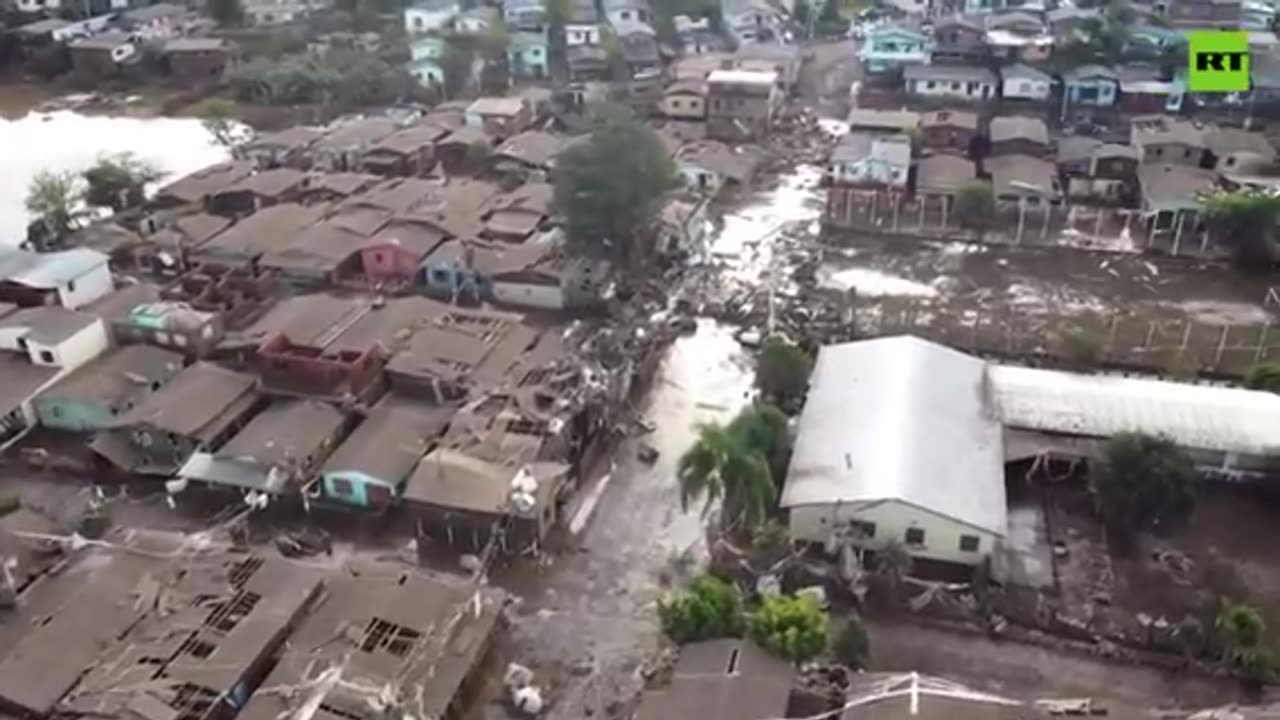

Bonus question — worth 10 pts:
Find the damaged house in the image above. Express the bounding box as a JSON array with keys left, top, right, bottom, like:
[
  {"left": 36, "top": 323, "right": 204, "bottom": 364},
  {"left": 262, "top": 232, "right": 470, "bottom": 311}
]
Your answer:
[
  {"left": 91, "top": 361, "right": 261, "bottom": 476},
  {"left": 0, "top": 247, "right": 113, "bottom": 310},
  {"left": 33, "top": 344, "right": 184, "bottom": 432},
  {"left": 177, "top": 399, "right": 347, "bottom": 497},
  {"left": 237, "top": 564, "right": 506, "bottom": 720},
  {"left": 320, "top": 396, "right": 455, "bottom": 511}
]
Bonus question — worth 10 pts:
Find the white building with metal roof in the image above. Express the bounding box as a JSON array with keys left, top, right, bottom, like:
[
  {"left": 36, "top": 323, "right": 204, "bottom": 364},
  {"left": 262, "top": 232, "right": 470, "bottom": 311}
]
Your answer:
[
  {"left": 781, "top": 336, "right": 1007, "bottom": 566},
  {"left": 784, "top": 335, "right": 1280, "bottom": 566},
  {"left": 0, "top": 248, "right": 112, "bottom": 310}
]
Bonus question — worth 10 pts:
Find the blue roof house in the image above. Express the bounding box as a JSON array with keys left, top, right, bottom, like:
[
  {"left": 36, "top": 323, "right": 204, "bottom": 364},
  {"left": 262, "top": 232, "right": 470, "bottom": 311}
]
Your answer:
[{"left": 858, "top": 24, "right": 932, "bottom": 74}]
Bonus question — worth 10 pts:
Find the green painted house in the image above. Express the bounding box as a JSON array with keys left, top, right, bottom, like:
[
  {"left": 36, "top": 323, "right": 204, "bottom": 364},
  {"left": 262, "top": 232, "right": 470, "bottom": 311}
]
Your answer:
[
  {"left": 34, "top": 345, "right": 184, "bottom": 433},
  {"left": 319, "top": 396, "right": 454, "bottom": 511}
]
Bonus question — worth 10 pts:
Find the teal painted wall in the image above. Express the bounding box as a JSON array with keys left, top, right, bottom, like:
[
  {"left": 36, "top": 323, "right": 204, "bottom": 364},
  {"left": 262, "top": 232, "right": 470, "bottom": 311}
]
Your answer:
[
  {"left": 323, "top": 470, "right": 397, "bottom": 508},
  {"left": 34, "top": 397, "right": 116, "bottom": 432}
]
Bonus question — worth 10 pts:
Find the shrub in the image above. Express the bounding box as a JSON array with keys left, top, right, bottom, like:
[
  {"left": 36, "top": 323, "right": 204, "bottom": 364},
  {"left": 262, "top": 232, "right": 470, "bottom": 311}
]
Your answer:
[
  {"left": 1091, "top": 432, "right": 1199, "bottom": 542},
  {"left": 748, "top": 594, "right": 829, "bottom": 663},
  {"left": 833, "top": 618, "right": 870, "bottom": 668},
  {"left": 658, "top": 574, "right": 744, "bottom": 643},
  {"left": 756, "top": 337, "right": 813, "bottom": 408}
]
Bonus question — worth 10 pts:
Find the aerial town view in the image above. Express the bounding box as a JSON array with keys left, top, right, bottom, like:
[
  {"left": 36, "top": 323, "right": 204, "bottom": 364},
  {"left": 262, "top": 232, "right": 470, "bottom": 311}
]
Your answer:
[{"left": 3, "top": 0, "right": 1280, "bottom": 716}]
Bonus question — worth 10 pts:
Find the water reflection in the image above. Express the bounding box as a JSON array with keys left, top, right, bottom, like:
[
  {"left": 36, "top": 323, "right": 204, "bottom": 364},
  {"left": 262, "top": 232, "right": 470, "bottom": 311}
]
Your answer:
[{"left": 0, "top": 111, "right": 228, "bottom": 243}]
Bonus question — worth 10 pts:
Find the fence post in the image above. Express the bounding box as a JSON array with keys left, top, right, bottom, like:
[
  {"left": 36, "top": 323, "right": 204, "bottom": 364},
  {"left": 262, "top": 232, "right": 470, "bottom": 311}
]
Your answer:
[
  {"left": 1214, "top": 325, "right": 1230, "bottom": 367},
  {"left": 1255, "top": 324, "right": 1270, "bottom": 363}
]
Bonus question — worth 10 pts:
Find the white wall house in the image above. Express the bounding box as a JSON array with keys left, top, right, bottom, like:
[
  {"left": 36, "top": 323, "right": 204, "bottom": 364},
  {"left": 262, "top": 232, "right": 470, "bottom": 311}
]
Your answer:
[
  {"left": 403, "top": 0, "right": 460, "bottom": 33},
  {"left": 1000, "top": 63, "right": 1052, "bottom": 101},
  {"left": 904, "top": 64, "right": 997, "bottom": 101},
  {"left": 0, "top": 248, "right": 113, "bottom": 310},
  {"left": 781, "top": 337, "right": 1007, "bottom": 566},
  {"left": 0, "top": 307, "right": 109, "bottom": 369},
  {"left": 565, "top": 23, "right": 602, "bottom": 45},
  {"left": 492, "top": 271, "right": 566, "bottom": 310}
]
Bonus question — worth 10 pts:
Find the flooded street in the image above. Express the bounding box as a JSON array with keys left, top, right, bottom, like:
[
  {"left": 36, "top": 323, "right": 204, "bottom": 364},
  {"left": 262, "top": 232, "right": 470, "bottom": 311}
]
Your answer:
[{"left": 0, "top": 110, "right": 226, "bottom": 242}]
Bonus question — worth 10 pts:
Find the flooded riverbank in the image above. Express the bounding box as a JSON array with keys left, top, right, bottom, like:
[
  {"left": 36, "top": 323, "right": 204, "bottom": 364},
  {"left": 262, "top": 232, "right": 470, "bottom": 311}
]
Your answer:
[{"left": 0, "top": 110, "right": 227, "bottom": 243}]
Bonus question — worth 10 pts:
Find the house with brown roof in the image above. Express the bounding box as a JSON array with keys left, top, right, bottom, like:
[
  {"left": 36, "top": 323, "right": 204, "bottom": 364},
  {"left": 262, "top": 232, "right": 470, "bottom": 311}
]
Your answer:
[
  {"left": 663, "top": 79, "right": 708, "bottom": 120},
  {"left": 177, "top": 399, "right": 347, "bottom": 494},
  {"left": 385, "top": 307, "right": 536, "bottom": 401},
  {"left": 403, "top": 448, "right": 570, "bottom": 550},
  {"left": 482, "top": 181, "right": 555, "bottom": 243},
  {"left": 90, "top": 362, "right": 261, "bottom": 475},
  {"left": 1203, "top": 127, "right": 1276, "bottom": 172},
  {"left": 919, "top": 110, "right": 979, "bottom": 154},
  {"left": 244, "top": 126, "right": 326, "bottom": 169},
  {"left": 1130, "top": 116, "right": 1206, "bottom": 165},
  {"left": 362, "top": 122, "right": 452, "bottom": 177},
  {"left": 634, "top": 639, "right": 798, "bottom": 720},
  {"left": 491, "top": 253, "right": 610, "bottom": 311},
  {"left": 32, "top": 345, "right": 184, "bottom": 432},
  {"left": 0, "top": 305, "right": 109, "bottom": 448},
  {"left": 312, "top": 117, "right": 402, "bottom": 172},
  {"left": 676, "top": 141, "right": 765, "bottom": 196},
  {"left": 153, "top": 161, "right": 255, "bottom": 209},
  {"left": 1138, "top": 163, "right": 1217, "bottom": 246},
  {"left": 916, "top": 154, "right": 977, "bottom": 198},
  {"left": 252, "top": 302, "right": 388, "bottom": 403},
  {"left": 193, "top": 202, "right": 329, "bottom": 267},
  {"left": 211, "top": 167, "right": 310, "bottom": 215},
  {"left": 491, "top": 130, "right": 572, "bottom": 175},
  {"left": 160, "top": 262, "right": 277, "bottom": 331},
  {"left": 257, "top": 219, "right": 368, "bottom": 289},
  {"left": 464, "top": 96, "right": 534, "bottom": 137},
  {"left": 985, "top": 154, "right": 1059, "bottom": 204},
  {"left": 1057, "top": 137, "right": 1139, "bottom": 202},
  {"left": 138, "top": 212, "right": 233, "bottom": 275},
  {"left": 162, "top": 37, "right": 235, "bottom": 80},
  {"left": 358, "top": 219, "right": 449, "bottom": 287},
  {"left": 236, "top": 564, "right": 506, "bottom": 720},
  {"left": 988, "top": 115, "right": 1050, "bottom": 157},
  {"left": 320, "top": 396, "right": 454, "bottom": 510}
]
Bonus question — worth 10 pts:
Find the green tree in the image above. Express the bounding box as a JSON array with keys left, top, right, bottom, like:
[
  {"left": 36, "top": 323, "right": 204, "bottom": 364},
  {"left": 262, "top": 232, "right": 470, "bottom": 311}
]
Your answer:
[
  {"left": 756, "top": 336, "right": 813, "bottom": 409},
  {"left": 1246, "top": 361, "right": 1280, "bottom": 392},
  {"left": 834, "top": 618, "right": 871, "bottom": 668},
  {"left": 1216, "top": 602, "right": 1269, "bottom": 681},
  {"left": 25, "top": 170, "right": 80, "bottom": 241},
  {"left": 441, "top": 42, "right": 478, "bottom": 99},
  {"left": 1091, "top": 433, "right": 1199, "bottom": 542},
  {"left": 82, "top": 153, "right": 162, "bottom": 211},
  {"left": 748, "top": 594, "right": 829, "bottom": 663},
  {"left": 553, "top": 103, "right": 675, "bottom": 263},
  {"left": 206, "top": 0, "right": 244, "bottom": 27},
  {"left": 1202, "top": 190, "right": 1280, "bottom": 271},
  {"left": 954, "top": 181, "right": 996, "bottom": 239},
  {"left": 195, "top": 98, "right": 241, "bottom": 150},
  {"left": 658, "top": 574, "right": 745, "bottom": 642},
  {"left": 727, "top": 403, "right": 791, "bottom": 490},
  {"left": 678, "top": 422, "right": 776, "bottom": 532},
  {"left": 793, "top": 0, "right": 812, "bottom": 33},
  {"left": 815, "top": 0, "right": 847, "bottom": 37}
]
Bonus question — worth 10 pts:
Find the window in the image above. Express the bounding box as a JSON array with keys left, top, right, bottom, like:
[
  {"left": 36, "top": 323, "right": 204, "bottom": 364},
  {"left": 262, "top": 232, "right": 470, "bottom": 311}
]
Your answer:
[
  {"left": 414, "top": 16, "right": 424, "bottom": 28},
  {"left": 850, "top": 520, "right": 876, "bottom": 538},
  {"left": 1019, "top": 81, "right": 1031, "bottom": 93},
  {"left": 51, "top": 406, "right": 62, "bottom": 417},
  {"left": 1151, "top": 147, "right": 1162, "bottom": 158},
  {"left": 904, "top": 527, "right": 925, "bottom": 545},
  {"left": 959, "top": 534, "right": 980, "bottom": 552},
  {"left": 66, "top": 279, "right": 75, "bottom": 293},
  {"left": 39, "top": 350, "right": 54, "bottom": 363},
  {"left": 926, "top": 80, "right": 936, "bottom": 89},
  {"left": 1183, "top": 148, "right": 1193, "bottom": 159},
  {"left": 330, "top": 477, "right": 354, "bottom": 497},
  {"left": 950, "top": 82, "right": 961, "bottom": 91}
]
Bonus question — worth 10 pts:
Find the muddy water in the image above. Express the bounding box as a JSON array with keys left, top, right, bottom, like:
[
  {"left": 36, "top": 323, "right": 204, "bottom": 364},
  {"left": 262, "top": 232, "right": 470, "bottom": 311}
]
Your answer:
[{"left": 0, "top": 110, "right": 227, "bottom": 243}]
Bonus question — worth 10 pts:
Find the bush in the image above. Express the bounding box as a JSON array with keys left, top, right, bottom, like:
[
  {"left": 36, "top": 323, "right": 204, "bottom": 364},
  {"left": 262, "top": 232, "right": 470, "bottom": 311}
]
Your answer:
[
  {"left": 748, "top": 594, "right": 829, "bottom": 663},
  {"left": 833, "top": 618, "right": 870, "bottom": 668},
  {"left": 658, "top": 574, "right": 745, "bottom": 643},
  {"left": 1091, "top": 432, "right": 1199, "bottom": 542},
  {"left": 1246, "top": 361, "right": 1280, "bottom": 393}
]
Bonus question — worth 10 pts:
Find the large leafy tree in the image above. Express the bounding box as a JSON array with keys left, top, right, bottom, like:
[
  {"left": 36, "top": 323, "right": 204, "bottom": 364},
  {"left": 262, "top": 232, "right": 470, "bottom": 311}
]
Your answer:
[
  {"left": 206, "top": 0, "right": 244, "bottom": 27},
  {"left": 552, "top": 103, "right": 675, "bottom": 263},
  {"left": 756, "top": 336, "right": 813, "bottom": 410},
  {"left": 25, "top": 170, "right": 81, "bottom": 243},
  {"left": 727, "top": 403, "right": 791, "bottom": 490},
  {"left": 1091, "top": 433, "right": 1199, "bottom": 543},
  {"left": 82, "top": 153, "right": 162, "bottom": 211},
  {"left": 1201, "top": 190, "right": 1280, "bottom": 271}
]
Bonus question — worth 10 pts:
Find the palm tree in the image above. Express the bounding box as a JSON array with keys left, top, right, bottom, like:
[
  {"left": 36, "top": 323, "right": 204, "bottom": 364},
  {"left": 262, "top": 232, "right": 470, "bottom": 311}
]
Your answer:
[{"left": 677, "top": 422, "right": 776, "bottom": 533}]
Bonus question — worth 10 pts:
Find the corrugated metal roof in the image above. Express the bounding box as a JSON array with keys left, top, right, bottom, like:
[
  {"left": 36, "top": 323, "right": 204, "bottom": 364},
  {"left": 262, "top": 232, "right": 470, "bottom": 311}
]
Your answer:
[
  {"left": 989, "top": 365, "right": 1280, "bottom": 456},
  {"left": 781, "top": 336, "right": 1007, "bottom": 536},
  {"left": 5, "top": 248, "right": 107, "bottom": 289}
]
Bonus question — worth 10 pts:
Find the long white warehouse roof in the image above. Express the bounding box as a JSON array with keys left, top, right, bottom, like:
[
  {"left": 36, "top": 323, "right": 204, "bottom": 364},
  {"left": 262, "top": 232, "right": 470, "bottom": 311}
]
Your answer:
[
  {"left": 988, "top": 365, "right": 1280, "bottom": 457},
  {"left": 781, "top": 336, "right": 1008, "bottom": 536}
]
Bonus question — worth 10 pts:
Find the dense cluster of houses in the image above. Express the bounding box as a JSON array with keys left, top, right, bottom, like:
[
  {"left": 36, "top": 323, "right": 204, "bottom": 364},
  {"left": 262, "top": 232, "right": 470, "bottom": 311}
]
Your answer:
[
  {"left": 0, "top": 88, "right": 738, "bottom": 557},
  {"left": 0, "top": 511, "right": 506, "bottom": 720}
]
